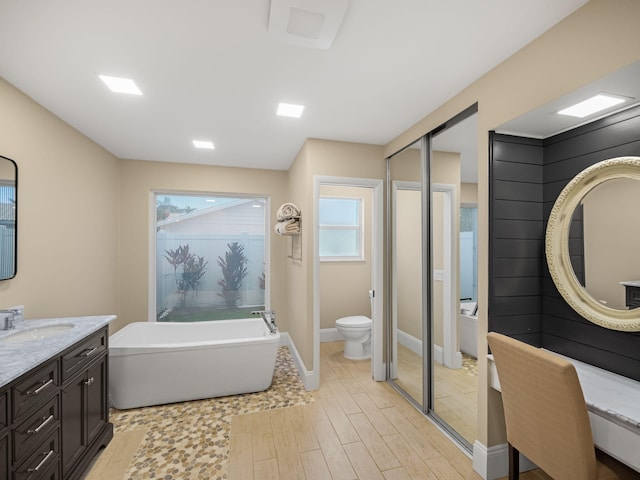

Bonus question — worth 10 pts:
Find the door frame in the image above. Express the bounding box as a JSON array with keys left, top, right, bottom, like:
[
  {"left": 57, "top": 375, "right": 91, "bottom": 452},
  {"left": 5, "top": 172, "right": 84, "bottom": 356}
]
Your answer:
[{"left": 313, "top": 175, "right": 385, "bottom": 384}]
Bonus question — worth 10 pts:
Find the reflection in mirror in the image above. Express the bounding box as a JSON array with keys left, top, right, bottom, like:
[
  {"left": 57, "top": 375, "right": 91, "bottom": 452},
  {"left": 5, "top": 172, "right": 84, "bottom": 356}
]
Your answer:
[
  {"left": 0, "top": 155, "right": 17, "bottom": 280},
  {"left": 431, "top": 110, "right": 478, "bottom": 447},
  {"left": 389, "top": 139, "right": 423, "bottom": 407},
  {"left": 569, "top": 177, "right": 640, "bottom": 310},
  {"left": 546, "top": 156, "right": 640, "bottom": 331}
]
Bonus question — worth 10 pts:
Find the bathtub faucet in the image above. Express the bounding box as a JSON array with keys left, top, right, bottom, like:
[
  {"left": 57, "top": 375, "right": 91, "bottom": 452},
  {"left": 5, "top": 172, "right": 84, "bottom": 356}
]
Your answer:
[{"left": 251, "top": 310, "right": 277, "bottom": 334}]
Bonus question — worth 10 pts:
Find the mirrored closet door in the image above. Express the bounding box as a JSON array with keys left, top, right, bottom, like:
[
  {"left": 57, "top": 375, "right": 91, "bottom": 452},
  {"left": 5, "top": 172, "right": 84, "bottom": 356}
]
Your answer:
[{"left": 387, "top": 104, "right": 479, "bottom": 450}]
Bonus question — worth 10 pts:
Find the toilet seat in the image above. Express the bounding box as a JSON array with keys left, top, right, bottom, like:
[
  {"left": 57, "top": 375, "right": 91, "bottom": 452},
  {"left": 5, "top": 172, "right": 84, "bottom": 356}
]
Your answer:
[{"left": 336, "top": 316, "right": 371, "bottom": 328}]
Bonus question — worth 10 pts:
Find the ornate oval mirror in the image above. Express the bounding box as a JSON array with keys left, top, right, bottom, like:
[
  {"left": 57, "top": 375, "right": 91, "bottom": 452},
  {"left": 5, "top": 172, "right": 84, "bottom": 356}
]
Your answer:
[{"left": 546, "top": 156, "right": 640, "bottom": 331}]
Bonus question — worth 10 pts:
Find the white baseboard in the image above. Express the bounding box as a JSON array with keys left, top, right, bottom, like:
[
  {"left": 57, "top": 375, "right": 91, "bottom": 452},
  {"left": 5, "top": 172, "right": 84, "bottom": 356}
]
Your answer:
[
  {"left": 319, "top": 327, "right": 343, "bottom": 342},
  {"left": 398, "top": 330, "right": 462, "bottom": 368},
  {"left": 397, "top": 329, "right": 422, "bottom": 357},
  {"left": 279, "top": 332, "right": 318, "bottom": 390},
  {"left": 472, "top": 441, "right": 537, "bottom": 480}
]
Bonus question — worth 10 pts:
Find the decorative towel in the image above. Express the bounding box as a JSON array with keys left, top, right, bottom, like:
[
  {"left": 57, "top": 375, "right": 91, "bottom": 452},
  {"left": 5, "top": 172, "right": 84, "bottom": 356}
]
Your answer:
[
  {"left": 274, "top": 218, "right": 300, "bottom": 235},
  {"left": 277, "top": 203, "right": 301, "bottom": 220}
]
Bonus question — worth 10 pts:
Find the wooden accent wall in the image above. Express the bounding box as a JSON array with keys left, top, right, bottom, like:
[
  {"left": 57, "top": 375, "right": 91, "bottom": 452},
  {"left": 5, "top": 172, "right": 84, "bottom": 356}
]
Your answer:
[{"left": 489, "top": 105, "right": 640, "bottom": 381}]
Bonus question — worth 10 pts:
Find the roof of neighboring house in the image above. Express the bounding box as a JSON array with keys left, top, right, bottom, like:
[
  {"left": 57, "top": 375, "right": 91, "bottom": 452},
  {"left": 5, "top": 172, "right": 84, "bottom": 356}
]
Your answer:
[{"left": 156, "top": 198, "right": 254, "bottom": 227}]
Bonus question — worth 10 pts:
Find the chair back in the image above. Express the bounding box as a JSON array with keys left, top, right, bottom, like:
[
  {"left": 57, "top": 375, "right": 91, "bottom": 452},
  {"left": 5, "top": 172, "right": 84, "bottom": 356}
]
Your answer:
[{"left": 487, "top": 332, "right": 597, "bottom": 480}]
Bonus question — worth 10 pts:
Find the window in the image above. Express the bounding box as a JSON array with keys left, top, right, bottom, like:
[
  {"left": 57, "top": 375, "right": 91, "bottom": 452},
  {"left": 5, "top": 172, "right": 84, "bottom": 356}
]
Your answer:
[
  {"left": 319, "top": 196, "right": 363, "bottom": 260},
  {"left": 154, "top": 193, "right": 268, "bottom": 322},
  {"left": 459, "top": 205, "right": 478, "bottom": 302}
]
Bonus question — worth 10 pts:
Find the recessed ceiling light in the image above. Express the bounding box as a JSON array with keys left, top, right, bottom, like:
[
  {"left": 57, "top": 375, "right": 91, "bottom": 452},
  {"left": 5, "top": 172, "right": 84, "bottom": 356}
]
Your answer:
[
  {"left": 277, "top": 102, "right": 305, "bottom": 118},
  {"left": 557, "top": 94, "right": 626, "bottom": 118},
  {"left": 206, "top": 199, "right": 217, "bottom": 203},
  {"left": 99, "top": 75, "right": 142, "bottom": 95},
  {"left": 193, "top": 140, "right": 215, "bottom": 150}
]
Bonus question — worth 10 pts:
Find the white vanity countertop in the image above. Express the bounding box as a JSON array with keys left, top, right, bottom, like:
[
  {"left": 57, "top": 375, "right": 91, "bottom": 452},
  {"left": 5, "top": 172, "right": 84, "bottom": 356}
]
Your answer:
[
  {"left": 620, "top": 280, "right": 640, "bottom": 287},
  {"left": 551, "top": 351, "right": 640, "bottom": 433},
  {"left": 0, "top": 315, "right": 116, "bottom": 387}
]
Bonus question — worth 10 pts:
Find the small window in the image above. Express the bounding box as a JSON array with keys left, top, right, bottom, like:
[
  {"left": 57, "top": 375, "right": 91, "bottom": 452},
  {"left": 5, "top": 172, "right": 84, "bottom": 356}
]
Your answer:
[{"left": 319, "top": 196, "right": 363, "bottom": 261}]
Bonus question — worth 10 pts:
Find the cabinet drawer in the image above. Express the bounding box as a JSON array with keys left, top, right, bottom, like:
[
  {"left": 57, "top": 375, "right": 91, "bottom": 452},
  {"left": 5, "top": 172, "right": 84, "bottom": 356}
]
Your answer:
[
  {"left": 12, "top": 361, "right": 59, "bottom": 422},
  {"left": 61, "top": 330, "right": 107, "bottom": 382},
  {"left": 14, "top": 428, "right": 59, "bottom": 480},
  {"left": 14, "top": 395, "right": 59, "bottom": 464}
]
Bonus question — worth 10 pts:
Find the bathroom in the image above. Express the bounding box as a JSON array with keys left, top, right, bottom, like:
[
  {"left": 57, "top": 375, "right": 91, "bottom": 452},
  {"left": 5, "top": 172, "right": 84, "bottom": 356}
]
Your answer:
[{"left": 2, "top": 2, "right": 640, "bottom": 479}]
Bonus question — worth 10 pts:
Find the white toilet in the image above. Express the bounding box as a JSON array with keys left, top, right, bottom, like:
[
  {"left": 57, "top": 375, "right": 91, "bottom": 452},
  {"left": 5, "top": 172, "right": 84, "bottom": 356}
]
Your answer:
[{"left": 335, "top": 315, "right": 372, "bottom": 360}]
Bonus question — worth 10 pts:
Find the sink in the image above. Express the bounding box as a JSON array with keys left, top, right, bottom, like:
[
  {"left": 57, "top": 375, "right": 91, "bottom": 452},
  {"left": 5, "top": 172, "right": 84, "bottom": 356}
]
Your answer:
[{"left": 0, "top": 324, "right": 75, "bottom": 343}]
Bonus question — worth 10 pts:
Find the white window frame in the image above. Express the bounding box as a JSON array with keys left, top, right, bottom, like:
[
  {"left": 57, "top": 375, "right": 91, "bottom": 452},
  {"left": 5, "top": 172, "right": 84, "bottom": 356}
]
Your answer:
[{"left": 319, "top": 195, "right": 364, "bottom": 262}]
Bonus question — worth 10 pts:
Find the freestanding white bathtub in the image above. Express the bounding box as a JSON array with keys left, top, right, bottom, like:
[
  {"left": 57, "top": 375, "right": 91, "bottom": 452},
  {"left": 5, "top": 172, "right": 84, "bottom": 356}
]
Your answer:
[
  {"left": 459, "top": 302, "right": 478, "bottom": 359},
  {"left": 109, "top": 318, "right": 280, "bottom": 409}
]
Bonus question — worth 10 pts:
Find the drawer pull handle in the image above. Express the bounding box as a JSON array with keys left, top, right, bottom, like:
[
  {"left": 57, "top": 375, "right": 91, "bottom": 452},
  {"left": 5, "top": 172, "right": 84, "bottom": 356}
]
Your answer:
[
  {"left": 84, "top": 377, "right": 95, "bottom": 386},
  {"left": 27, "top": 414, "right": 54, "bottom": 435},
  {"left": 80, "top": 347, "right": 98, "bottom": 357},
  {"left": 27, "top": 378, "right": 54, "bottom": 396},
  {"left": 28, "top": 449, "right": 54, "bottom": 473}
]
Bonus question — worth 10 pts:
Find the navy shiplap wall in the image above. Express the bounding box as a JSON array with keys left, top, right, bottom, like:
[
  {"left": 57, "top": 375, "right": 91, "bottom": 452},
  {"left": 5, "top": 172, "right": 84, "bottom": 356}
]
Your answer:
[
  {"left": 489, "top": 104, "right": 640, "bottom": 381},
  {"left": 489, "top": 133, "right": 544, "bottom": 346}
]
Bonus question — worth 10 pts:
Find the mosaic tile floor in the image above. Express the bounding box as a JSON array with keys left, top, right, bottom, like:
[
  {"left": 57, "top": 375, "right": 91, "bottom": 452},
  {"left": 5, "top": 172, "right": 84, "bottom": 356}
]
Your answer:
[{"left": 109, "top": 346, "right": 313, "bottom": 480}]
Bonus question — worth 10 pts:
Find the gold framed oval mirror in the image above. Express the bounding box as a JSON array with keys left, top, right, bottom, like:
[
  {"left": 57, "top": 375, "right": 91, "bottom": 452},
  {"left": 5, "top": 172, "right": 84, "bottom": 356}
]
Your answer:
[{"left": 546, "top": 156, "right": 640, "bottom": 331}]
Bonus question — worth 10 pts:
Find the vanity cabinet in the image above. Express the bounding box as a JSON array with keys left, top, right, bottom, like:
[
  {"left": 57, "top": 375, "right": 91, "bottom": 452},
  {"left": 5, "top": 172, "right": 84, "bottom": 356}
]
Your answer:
[
  {"left": 1, "top": 390, "right": 8, "bottom": 480},
  {"left": 625, "top": 284, "right": 640, "bottom": 309},
  {"left": 2, "top": 326, "right": 112, "bottom": 480}
]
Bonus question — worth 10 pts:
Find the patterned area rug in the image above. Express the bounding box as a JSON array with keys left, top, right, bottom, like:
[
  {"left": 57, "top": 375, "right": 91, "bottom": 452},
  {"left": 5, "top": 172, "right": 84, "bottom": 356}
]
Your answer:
[{"left": 109, "top": 346, "right": 313, "bottom": 480}]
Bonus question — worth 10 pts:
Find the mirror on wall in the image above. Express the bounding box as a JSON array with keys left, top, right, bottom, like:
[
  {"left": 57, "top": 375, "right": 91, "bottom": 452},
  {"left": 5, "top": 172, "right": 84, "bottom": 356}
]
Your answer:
[
  {"left": 0, "top": 155, "right": 17, "bottom": 280},
  {"left": 568, "top": 176, "right": 640, "bottom": 310},
  {"left": 546, "top": 156, "right": 640, "bottom": 332}
]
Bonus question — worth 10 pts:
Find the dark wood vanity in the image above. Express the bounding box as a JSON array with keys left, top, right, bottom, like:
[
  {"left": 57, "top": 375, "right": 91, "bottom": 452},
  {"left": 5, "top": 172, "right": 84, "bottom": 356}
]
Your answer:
[
  {"left": 623, "top": 283, "right": 640, "bottom": 309},
  {"left": 0, "top": 326, "right": 112, "bottom": 480}
]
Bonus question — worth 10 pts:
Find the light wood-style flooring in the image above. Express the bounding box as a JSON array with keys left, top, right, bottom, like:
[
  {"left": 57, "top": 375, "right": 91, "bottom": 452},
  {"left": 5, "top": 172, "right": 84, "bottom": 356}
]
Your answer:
[
  {"left": 228, "top": 341, "right": 550, "bottom": 480},
  {"left": 395, "top": 344, "right": 478, "bottom": 444}
]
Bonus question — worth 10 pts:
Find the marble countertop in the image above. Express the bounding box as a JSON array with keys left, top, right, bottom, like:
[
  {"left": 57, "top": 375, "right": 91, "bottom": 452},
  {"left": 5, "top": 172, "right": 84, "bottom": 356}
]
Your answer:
[
  {"left": 620, "top": 280, "right": 640, "bottom": 287},
  {"left": 0, "top": 315, "right": 116, "bottom": 387},
  {"left": 551, "top": 351, "right": 640, "bottom": 433}
]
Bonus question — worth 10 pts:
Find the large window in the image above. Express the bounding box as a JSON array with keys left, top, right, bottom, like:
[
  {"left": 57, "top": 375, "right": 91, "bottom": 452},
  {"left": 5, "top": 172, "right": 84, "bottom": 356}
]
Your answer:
[
  {"left": 154, "top": 193, "right": 267, "bottom": 322},
  {"left": 319, "top": 196, "right": 363, "bottom": 260}
]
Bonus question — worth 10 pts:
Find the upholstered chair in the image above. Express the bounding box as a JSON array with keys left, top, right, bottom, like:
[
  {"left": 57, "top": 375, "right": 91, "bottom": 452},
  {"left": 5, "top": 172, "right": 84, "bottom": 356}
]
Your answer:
[{"left": 486, "top": 332, "right": 639, "bottom": 480}]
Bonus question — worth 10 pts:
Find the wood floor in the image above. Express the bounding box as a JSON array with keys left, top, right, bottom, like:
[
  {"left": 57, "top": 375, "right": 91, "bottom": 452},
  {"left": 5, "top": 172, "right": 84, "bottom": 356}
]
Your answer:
[
  {"left": 228, "top": 341, "right": 550, "bottom": 480},
  {"left": 394, "top": 344, "right": 478, "bottom": 444}
]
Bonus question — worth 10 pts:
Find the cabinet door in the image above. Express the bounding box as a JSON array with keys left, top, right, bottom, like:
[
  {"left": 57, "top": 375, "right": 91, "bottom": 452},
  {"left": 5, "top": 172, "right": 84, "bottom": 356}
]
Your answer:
[
  {"left": 61, "top": 373, "right": 86, "bottom": 476},
  {"left": 86, "top": 357, "right": 107, "bottom": 446},
  {"left": 0, "top": 433, "right": 8, "bottom": 480}
]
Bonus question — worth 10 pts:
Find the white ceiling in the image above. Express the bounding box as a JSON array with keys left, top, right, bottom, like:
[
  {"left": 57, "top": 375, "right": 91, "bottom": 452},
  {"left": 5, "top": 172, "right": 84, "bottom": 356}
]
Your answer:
[{"left": 0, "top": 0, "right": 588, "bottom": 171}]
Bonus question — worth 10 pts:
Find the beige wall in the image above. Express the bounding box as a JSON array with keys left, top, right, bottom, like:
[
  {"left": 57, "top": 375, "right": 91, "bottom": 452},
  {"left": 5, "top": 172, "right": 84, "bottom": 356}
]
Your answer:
[
  {"left": 117, "top": 159, "right": 289, "bottom": 333},
  {"left": 583, "top": 177, "right": 640, "bottom": 309},
  {"left": 0, "top": 78, "right": 120, "bottom": 320},
  {"left": 319, "top": 185, "right": 373, "bottom": 329},
  {"left": 384, "top": 0, "right": 640, "bottom": 448},
  {"left": 461, "top": 183, "right": 478, "bottom": 205},
  {"left": 287, "top": 139, "right": 384, "bottom": 369},
  {"left": 395, "top": 188, "right": 422, "bottom": 340}
]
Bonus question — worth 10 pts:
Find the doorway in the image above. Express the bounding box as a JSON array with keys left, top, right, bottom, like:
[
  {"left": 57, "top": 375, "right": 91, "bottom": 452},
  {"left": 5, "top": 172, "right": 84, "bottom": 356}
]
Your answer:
[{"left": 313, "top": 176, "right": 384, "bottom": 387}]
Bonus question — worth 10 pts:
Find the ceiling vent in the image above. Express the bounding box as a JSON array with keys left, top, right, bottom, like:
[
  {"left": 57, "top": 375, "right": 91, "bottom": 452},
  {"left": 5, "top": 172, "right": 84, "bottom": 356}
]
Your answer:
[{"left": 269, "top": 0, "right": 349, "bottom": 49}]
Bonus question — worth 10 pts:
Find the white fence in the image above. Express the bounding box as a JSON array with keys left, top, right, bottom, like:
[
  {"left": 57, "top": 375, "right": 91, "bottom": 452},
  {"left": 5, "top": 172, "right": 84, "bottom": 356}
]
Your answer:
[{"left": 156, "top": 232, "right": 265, "bottom": 314}]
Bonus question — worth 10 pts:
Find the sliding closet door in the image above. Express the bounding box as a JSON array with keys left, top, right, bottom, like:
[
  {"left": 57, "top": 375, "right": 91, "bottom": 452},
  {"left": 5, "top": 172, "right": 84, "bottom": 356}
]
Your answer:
[
  {"left": 387, "top": 138, "right": 425, "bottom": 408},
  {"left": 386, "top": 104, "right": 479, "bottom": 452}
]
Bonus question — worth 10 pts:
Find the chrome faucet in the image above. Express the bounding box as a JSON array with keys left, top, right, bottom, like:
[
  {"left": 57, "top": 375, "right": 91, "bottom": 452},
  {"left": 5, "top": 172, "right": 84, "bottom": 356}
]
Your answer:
[
  {"left": 1, "top": 309, "right": 21, "bottom": 330},
  {"left": 251, "top": 310, "right": 277, "bottom": 334}
]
